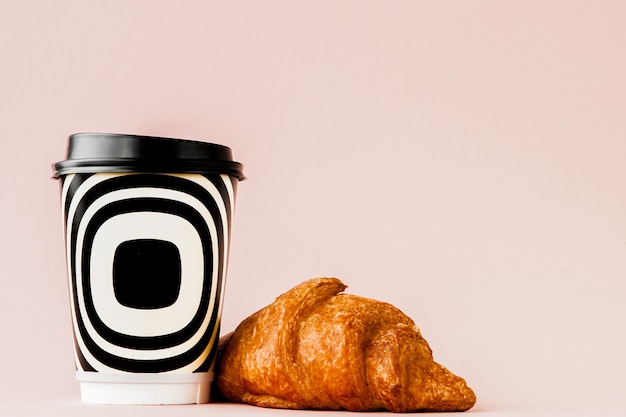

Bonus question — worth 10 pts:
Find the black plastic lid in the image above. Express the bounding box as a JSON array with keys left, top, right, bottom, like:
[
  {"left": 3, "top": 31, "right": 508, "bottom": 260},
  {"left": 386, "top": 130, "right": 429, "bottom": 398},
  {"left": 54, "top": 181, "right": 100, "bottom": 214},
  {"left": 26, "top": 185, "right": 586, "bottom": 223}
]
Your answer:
[{"left": 53, "top": 133, "right": 245, "bottom": 180}]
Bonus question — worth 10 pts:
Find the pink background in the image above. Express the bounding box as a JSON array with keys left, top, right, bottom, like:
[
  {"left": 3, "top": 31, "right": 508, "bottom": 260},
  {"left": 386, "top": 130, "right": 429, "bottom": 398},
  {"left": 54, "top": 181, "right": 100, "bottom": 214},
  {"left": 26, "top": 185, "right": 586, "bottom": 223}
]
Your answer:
[{"left": 1, "top": 1, "right": 625, "bottom": 415}]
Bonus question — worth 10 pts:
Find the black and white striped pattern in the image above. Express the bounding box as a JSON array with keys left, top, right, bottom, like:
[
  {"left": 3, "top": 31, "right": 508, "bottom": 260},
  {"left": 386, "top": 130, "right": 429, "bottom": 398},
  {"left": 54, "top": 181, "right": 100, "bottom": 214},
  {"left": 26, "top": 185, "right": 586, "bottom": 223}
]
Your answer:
[{"left": 61, "top": 172, "right": 236, "bottom": 374}]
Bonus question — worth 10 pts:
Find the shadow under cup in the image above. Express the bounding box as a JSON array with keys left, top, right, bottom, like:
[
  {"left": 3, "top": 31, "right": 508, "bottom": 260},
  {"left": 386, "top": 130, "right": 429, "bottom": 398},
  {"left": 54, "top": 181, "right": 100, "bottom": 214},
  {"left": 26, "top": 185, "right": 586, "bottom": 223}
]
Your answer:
[{"left": 53, "top": 133, "right": 245, "bottom": 405}]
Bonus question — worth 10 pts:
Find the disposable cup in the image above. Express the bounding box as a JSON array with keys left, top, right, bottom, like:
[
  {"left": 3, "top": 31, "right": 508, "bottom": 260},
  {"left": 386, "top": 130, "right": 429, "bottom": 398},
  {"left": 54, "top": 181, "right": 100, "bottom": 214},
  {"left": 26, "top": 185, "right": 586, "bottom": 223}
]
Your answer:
[{"left": 52, "top": 133, "right": 245, "bottom": 404}]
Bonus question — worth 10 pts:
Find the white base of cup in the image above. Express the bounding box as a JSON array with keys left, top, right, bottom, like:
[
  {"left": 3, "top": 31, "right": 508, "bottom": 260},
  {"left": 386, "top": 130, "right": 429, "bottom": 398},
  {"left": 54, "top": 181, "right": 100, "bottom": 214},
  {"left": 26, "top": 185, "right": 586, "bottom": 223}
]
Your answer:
[{"left": 76, "top": 371, "right": 213, "bottom": 405}]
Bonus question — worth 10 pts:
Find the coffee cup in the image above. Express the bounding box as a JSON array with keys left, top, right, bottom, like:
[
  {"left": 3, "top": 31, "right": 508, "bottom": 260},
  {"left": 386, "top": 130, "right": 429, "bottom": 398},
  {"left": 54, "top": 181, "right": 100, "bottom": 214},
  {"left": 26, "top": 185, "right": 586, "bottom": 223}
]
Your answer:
[{"left": 53, "top": 133, "right": 245, "bottom": 404}]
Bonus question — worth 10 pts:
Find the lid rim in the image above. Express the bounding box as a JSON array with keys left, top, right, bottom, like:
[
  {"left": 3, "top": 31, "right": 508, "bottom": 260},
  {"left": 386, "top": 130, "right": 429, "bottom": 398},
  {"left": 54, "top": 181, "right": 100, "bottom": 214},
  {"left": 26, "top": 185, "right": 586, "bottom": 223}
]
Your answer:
[{"left": 52, "top": 159, "right": 246, "bottom": 180}]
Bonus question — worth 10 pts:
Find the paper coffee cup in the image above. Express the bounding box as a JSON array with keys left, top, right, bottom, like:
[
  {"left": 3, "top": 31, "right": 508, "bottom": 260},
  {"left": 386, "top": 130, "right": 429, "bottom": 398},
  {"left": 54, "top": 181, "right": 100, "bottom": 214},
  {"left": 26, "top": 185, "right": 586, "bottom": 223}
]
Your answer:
[{"left": 53, "top": 133, "right": 245, "bottom": 404}]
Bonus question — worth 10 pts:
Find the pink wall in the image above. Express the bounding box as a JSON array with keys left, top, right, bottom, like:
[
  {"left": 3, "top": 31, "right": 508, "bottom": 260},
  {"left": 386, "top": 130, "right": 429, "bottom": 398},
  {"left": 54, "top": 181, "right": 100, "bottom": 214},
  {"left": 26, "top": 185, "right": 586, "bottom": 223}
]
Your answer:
[{"left": 1, "top": 1, "right": 625, "bottom": 412}]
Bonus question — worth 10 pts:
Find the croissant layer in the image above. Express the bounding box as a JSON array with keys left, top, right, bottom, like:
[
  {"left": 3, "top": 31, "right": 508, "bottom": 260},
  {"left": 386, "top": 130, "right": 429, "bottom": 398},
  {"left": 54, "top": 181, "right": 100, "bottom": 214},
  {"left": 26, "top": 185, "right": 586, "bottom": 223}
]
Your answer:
[{"left": 216, "top": 277, "right": 476, "bottom": 412}]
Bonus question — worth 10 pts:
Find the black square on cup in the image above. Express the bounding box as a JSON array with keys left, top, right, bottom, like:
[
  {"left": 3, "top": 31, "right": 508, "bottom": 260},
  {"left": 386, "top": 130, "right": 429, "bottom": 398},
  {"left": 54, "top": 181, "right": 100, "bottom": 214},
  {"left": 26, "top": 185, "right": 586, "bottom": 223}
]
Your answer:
[{"left": 113, "top": 238, "right": 182, "bottom": 310}]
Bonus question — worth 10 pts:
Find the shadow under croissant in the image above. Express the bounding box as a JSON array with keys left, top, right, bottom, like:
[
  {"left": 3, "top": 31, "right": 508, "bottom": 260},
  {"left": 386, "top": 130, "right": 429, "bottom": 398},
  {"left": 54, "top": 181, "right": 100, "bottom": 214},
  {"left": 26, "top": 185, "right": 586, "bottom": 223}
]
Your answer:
[{"left": 213, "top": 278, "right": 476, "bottom": 413}]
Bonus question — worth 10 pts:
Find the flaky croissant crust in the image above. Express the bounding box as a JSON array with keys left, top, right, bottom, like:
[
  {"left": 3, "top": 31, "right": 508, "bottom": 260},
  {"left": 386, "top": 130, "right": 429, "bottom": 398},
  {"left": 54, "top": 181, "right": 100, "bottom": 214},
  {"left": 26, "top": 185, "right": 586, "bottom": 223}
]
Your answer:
[{"left": 216, "top": 278, "right": 476, "bottom": 412}]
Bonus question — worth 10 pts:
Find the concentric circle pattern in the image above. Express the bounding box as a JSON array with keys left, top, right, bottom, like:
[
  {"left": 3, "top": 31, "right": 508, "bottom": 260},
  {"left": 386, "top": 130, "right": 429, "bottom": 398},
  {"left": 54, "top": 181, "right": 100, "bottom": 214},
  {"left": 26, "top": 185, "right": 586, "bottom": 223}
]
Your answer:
[{"left": 61, "top": 173, "right": 236, "bottom": 374}]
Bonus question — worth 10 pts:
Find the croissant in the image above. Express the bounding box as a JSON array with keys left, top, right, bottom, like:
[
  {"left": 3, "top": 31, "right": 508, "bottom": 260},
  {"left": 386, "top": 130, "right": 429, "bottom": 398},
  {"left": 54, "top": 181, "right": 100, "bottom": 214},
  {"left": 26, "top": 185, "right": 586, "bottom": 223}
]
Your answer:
[{"left": 215, "top": 278, "right": 476, "bottom": 412}]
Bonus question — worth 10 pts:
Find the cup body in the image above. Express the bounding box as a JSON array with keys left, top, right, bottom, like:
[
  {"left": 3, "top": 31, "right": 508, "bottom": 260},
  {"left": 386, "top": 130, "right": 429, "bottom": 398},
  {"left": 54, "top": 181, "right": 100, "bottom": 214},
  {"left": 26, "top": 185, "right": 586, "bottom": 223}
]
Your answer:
[{"left": 54, "top": 134, "right": 244, "bottom": 404}]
